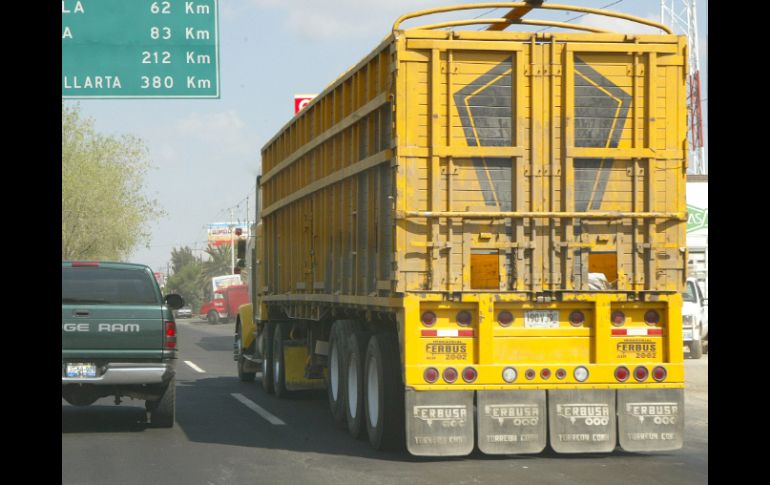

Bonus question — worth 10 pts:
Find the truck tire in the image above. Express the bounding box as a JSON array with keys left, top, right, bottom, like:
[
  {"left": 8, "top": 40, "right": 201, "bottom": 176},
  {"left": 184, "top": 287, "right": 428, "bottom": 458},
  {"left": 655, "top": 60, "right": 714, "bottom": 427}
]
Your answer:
[
  {"left": 345, "top": 325, "right": 370, "bottom": 439},
  {"left": 260, "top": 322, "right": 274, "bottom": 394},
  {"left": 236, "top": 327, "right": 256, "bottom": 382},
  {"left": 147, "top": 377, "right": 175, "bottom": 428},
  {"left": 272, "top": 321, "right": 290, "bottom": 399},
  {"left": 690, "top": 334, "right": 703, "bottom": 359},
  {"left": 326, "top": 321, "right": 350, "bottom": 426},
  {"left": 364, "top": 331, "right": 405, "bottom": 451},
  {"left": 207, "top": 311, "right": 219, "bottom": 325}
]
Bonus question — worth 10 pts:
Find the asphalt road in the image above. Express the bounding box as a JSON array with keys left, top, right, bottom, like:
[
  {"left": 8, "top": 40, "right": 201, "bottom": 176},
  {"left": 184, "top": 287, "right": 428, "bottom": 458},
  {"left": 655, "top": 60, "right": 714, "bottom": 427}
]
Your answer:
[{"left": 62, "top": 319, "right": 708, "bottom": 485}]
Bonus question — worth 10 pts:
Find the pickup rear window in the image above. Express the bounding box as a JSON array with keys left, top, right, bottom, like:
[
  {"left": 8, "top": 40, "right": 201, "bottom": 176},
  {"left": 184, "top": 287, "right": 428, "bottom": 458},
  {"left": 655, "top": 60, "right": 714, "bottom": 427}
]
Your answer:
[{"left": 62, "top": 267, "right": 160, "bottom": 305}]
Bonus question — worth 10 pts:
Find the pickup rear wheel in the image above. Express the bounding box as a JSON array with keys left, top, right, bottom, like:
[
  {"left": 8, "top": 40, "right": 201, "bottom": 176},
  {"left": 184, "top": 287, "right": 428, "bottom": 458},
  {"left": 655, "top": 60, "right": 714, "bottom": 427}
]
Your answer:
[
  {"left": 690, "top": 330, "right": 703, "bottom": 359},
  {"left": 147, "top": 377, "right": 175, "bottom": 428},
  {"left": 207, "top": 311, "right": 219, "bottom": 325}
]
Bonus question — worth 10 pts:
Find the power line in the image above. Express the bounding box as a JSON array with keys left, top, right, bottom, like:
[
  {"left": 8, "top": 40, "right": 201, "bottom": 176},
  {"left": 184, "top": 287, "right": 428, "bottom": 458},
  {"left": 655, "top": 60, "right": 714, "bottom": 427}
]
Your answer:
[{"left": 535, "top": 0, "right": 627, "bottom": 32}]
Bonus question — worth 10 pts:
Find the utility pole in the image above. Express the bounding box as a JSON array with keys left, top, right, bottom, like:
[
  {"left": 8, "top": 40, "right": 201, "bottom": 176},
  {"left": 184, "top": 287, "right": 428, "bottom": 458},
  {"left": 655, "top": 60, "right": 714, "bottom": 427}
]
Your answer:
[
  {"left": 661, "top": 0, "right": 707, "bottom": 174},
  {"left": 229, "top": 208, "right": 235, "bottom": 274}
]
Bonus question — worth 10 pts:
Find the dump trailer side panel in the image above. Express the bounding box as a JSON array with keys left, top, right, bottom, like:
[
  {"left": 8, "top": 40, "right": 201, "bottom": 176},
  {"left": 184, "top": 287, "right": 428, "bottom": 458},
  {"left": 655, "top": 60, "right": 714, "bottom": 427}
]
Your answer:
[{"left": 256, "top": 24, "right": 687, "bottom": 457}]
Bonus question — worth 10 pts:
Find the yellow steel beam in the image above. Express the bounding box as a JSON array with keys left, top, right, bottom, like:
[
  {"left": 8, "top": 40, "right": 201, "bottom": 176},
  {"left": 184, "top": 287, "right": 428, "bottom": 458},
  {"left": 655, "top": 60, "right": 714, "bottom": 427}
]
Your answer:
[
  {"left": 415, "top": 18, "right": 610, "bottom": 33},
  {"left": 392, "top": 3, "right": 672, "bottom": 34},
  {"left": 487, "top": 3, "right": 538, "bottom": 31},
  {"left": 399, "top": 211, "right": 686, "bottom": 220}
]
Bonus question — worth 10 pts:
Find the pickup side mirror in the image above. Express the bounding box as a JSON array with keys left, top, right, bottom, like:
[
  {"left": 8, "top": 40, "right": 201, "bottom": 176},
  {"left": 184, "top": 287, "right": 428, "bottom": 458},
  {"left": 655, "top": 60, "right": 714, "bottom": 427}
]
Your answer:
[{"left": 164, "top": 293, "right": 185, "bottom": 310}]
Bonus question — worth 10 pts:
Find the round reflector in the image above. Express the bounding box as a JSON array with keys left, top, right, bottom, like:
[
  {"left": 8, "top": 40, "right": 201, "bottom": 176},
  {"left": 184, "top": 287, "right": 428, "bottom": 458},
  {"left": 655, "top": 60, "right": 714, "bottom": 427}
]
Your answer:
[
  {"left": 525, "top": 369, "right": 536, "bottom": 380},
  {"left": 502, "top": 367, "right": 517, "bottom": 383},
  {"left": 611, "top": 311, "right": 626, "bottom": 326},
  {"left": 652, "top": 366, "right": 667, "bottom": 382},
  {"left": 569, "top": 311, "right": 585, "bottom": 327},
  {"left": 540, "top": 368, "right": 551, "bottom": 380},
  {"left": 574, "top": 366, "right": 589, "bottom": 382},
  {"left": 456, "top": 310, "right": 472, "bottom": 327},
  {"left": 644, "top": 310, "right": 660, "bottom": 325},
  {"left": 556, "top": 368, "right": 566, "bottom": 380},
  {"left": 424, "top": 367, "right": 439, "bottom": 383},
  {"left": 497, "top": 311, "right": 514, "bottom": 327},
  {"left": 421, "top": 311, "right": 437, "bottom": 327},
  {"left": 614, "top": 366, "right": 630, "bottom": 382},
  {"left": 442, "top": 367, "right": 458, "bottom": 383},
  {"left": 462, "top": 367, "right": 477, "bottom": 383},
  {"left": 634, "top": 366, "right": 649, "bottom": 382}
]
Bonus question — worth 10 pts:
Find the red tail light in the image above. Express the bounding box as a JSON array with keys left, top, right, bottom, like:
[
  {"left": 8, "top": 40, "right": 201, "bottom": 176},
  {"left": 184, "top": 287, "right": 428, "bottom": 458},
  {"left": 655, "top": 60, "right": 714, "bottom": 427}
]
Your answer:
[
  {"left": 497, "top": 311, "right": 514, "bottom": 327},
  {"left": 164, "top": 321, "right": 177, "bottom": 349},
  {"left": 462, "top": 367, "right": 477, "bottom": 383},
  {"left": 652, "top": 366, "right": 667, "bottom": 382},
  {"left": 421, "top": 311, "right": 437, "bottom": 327},
  {"left": 540, "top": 368, "right": 551, "bottom": 380},
  {"left": 424, "top": 367, "right": 439, "bottom": 383},
  {"left": 634, "top": 366, "right": 648, "bottom": 382},
  {"left": 72, "top": 261, "right": 99, "bottom": 267},
  {"left": 614, "top": 366, "right": 630, "bottom": 382},
  {"left": 644, "top": 310, "right": 660, "bottom": 325},
  {"left": 456, "top": 311, "right": 472, "bottom": 327},
  {"left": 569, "top": 311, "right": 585, "bottom": 326},
  {"left": 443, "top": 367, "right": 458, "bottom": 383},
  {"left": 556, "top": 368, "right": 567, "bottom": 380},
  {"left": 525, "top": 369, "right": 536, "bottom": 380},
  {"left": 611, "top": 311, "right": 626, "bottom": 326}
]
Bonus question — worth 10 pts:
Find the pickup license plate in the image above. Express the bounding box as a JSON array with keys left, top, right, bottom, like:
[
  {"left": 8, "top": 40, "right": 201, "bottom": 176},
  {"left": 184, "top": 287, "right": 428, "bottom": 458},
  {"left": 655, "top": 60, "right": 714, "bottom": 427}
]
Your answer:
[
  {"left": 66, "top": 363, "right": 97, "bottom": 378},
  {"left": 525, "top": 310, "right": 559, "bottom": 328},
  {"left": 682, "top": 329, "right": 693, "bottom": 341}
]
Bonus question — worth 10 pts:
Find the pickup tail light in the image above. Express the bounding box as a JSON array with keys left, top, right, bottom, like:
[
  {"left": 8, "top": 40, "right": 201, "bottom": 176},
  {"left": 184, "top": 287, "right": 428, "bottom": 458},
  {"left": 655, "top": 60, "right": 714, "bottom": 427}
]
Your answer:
[{"left": 164, "top": 321, "right": 177, "bottom": 349}]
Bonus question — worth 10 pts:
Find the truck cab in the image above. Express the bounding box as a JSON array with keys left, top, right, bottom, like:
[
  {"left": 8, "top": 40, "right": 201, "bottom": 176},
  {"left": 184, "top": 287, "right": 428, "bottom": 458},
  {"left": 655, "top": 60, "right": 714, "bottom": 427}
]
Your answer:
[
  {"left": 682, "top": 277, "right": 708, "bottom": 358},
  {"left": 200, "top": 284, "right": 249, "bottom": 324}
]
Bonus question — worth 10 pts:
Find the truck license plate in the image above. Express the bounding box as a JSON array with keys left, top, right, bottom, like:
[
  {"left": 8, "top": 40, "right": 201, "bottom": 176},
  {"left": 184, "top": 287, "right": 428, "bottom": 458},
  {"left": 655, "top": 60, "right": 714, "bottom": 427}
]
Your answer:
[
  {"left": 682, "top": 329, "right": 693, "bottom": 341},
  {"left": 66, "top": 363, "right": 97, "bottom": 378},
  {"left": 525, "top": 310, "right": 559, "bottom": 328}
]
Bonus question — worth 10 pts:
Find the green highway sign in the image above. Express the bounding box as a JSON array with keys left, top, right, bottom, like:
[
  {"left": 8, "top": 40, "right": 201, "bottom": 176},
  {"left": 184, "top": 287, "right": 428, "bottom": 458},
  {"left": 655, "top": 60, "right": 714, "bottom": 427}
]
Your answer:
[
  {"left": 62, "top": 0, "right": 220, "bottom": 98},
  {"left": 686, "top": 204, "right": 708, "bottom": 233}
]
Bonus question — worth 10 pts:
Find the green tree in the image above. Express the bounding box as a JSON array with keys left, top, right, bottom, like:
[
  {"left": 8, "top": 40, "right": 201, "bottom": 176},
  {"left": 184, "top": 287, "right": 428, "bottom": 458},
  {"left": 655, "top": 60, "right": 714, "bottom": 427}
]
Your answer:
[
  {"left": 202, "top": 244, "right": 232, "bottom": 279},
  {"left": 171, "top": 246, "right": 199, "bottom": 274},
  {"left": 62, "top": 103, "right": 164, "bottom": 260},
  {"left": 165, "top": 260, "right": 206, "bottom": 312},
  {"left": 166, "top": 246, "right": 208, "bottom": 311}
]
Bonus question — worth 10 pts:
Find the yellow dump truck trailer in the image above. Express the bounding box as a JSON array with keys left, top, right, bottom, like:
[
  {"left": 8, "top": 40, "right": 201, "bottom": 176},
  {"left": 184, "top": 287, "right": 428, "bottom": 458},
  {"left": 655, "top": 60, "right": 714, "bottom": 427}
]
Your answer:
[{"left": 235, "top": 2, "right": 688, "bottom": 456}]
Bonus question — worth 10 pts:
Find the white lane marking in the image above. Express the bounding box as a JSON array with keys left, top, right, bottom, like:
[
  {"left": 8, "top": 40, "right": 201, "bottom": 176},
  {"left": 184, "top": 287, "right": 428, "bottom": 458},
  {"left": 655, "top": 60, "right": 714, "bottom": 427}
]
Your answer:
[
  {"left": 184, "top": 361, "right": 206, "bottom": 373},
  {"left": 231, "top": 393, "right": 286, "bottom": 425}
]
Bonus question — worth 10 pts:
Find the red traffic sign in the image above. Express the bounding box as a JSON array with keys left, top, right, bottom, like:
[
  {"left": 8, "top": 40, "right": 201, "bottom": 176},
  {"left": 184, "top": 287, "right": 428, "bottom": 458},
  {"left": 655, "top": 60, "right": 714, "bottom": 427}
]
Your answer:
[{"left": 294, "top": 94, "right": 317, "bottom": 114}]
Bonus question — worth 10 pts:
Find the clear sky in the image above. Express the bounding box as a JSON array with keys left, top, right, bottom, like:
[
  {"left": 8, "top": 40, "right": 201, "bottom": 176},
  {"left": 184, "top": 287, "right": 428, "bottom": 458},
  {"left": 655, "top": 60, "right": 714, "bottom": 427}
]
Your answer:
[{"left": 65, "top": 0, "right": 708, "bottom": 274}]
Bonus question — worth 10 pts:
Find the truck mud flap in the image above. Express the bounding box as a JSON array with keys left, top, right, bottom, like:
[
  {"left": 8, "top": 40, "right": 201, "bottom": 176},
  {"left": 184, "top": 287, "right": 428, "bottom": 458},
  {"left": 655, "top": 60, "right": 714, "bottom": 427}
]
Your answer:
[
  {"left": 477, "top": 390, "right": 546, "bottom": 455},
  {"left": 617, "top": 388, "right": 684, "bottom": 452},
  {"left": 548, "top": 389, "right": 616, "bottom": 453},
  {"left": 405, "top": 390, "right": 474, "bottom": 456}
]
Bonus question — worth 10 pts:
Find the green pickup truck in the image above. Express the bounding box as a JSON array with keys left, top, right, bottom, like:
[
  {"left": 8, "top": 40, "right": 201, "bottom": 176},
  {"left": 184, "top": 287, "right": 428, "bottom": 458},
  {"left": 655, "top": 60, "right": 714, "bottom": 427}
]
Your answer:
[{"left": 62, "top": 261, "right": 185, "bottom": 427}]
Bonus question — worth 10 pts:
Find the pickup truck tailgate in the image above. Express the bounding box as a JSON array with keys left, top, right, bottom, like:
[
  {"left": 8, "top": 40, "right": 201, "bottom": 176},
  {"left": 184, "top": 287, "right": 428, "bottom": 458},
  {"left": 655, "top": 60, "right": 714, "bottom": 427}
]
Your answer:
[
  {"left": 62, "top": 263, "right": 168, "bottom": 359},
  {"left": 62, "top": 304, "right": 164, "bottom": 351}
]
